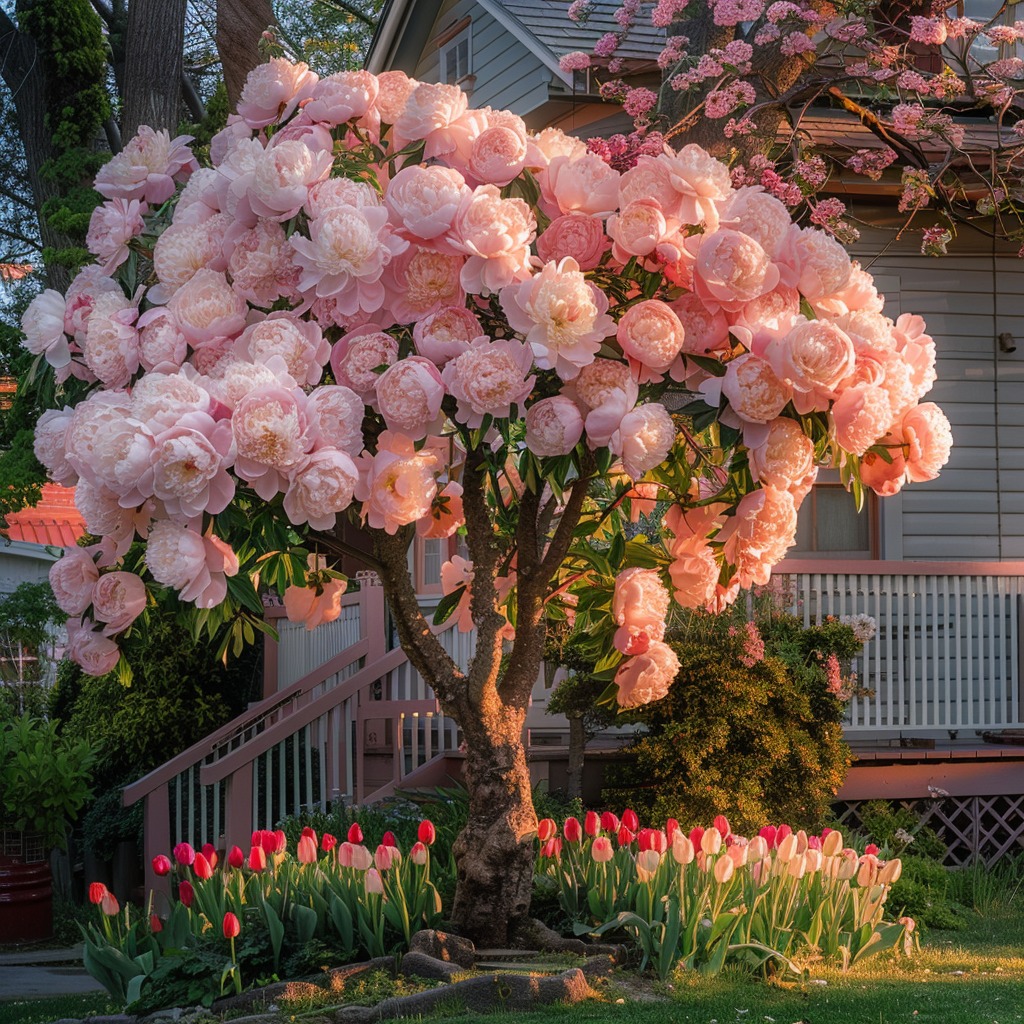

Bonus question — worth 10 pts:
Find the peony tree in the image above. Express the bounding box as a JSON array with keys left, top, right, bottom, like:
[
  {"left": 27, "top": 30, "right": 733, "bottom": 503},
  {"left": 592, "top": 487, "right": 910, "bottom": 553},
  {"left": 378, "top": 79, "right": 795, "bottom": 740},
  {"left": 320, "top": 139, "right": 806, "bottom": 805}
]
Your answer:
[
  {"left": 561, "top": 0, "right": 1024, "bottom": 254},
  {"left": 23, "top": 56, "right": 951, "bottom": 943}
]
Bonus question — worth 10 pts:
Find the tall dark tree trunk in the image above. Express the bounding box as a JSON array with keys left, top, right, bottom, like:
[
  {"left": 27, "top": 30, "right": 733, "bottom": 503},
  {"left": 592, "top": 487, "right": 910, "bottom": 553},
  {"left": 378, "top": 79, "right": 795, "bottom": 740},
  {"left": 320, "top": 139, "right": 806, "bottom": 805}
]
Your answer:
[
  {"left": 0, "top": 12, "right": 72, "bottom": 290},
  {"left": 216, "top": 0, "right": 276, "bottom": 108},
  {"left": 565, "top": 715, "right": 586, "bottom": 802},
  {"left": 121, "top": 0, "right": 187, "bottom": 137}
]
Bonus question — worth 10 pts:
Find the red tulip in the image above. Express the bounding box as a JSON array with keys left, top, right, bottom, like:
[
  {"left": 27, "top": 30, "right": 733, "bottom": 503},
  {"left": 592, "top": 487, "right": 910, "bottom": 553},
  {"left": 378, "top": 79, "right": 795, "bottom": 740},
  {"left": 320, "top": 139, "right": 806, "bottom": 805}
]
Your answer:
[
  {"left": 621, "top": 808, "right": 639, "bottom": 832},
  {"left": 865, "top": 843, "right": 880, "bottom": 856},
  {"left": 584, "top": 810, "right": 601, "bottom": 837},
  {"left": 807, "top": 834, "right": 822, "bottom": 851},
  {"left": 301, "top": 826, "right": 317, "bottom": 844},
  {"left": 151, "top": 854, "right": 172, "bottom": 877},
  {"left": 273, "top": 829, "right": 287, "bottom": 852},
  {"left": 321, "top": 833, "right": 337, "bottom": 852},
  {"left": 600, "top": 811, "right": 619, "bottom": 833},
  {"left": 193, "top": 852, "right": 213, "bottom": 880},
  {"left": 173, "top": 842, "right": 195, "bottom": 867},
  {"left": 537, "top": 818, "right": 556, "bottom": 842},
  {"left": 348, "top": 822, "right": 363, "bottom": 844},
  {"left": 179, "top": 880, "right": 194, "bottom": 908},
  {"left": 100, "top": 892, "right": 120, "bottom": 916},
  {"left": 540, "top": 837, "right": 562, "bottom": 859},
  {"left": 617, "top": 824, "right": 635, "bottom": 847},
  {"left": 202, "top": 843, "right": 219, "bottom": 869},
  {"left": 88, "top": 882, "right": 107, "bottom": 904},
  {"left": 665, "top": 818, "right": 680, "bottom": 842},
  {"left": 713, "top": 814, "right": 732, "bottom": 840},
  {"left": 759, "top": 825, "right": 778, "bottom": 849},
  {"left": 150, "top": 913, "right": 163, "bottom": 933},
  {"left": 776, "top": 824, "right": 793, "bottom": 846},
  {"left": 222, "top": 911, "right": 241, "bottom": 939},
  {"left": 638, "top": 828, "right": 667, "bottom": 854},
  {"left": 382, "top": 830, "right": 397, "bottom": 848},
  {"left": 227, "top": 845, "right": 245, "bottom": 869},
  {"left": 563, "top": 816, "right": 582, "bottom": 843},
  {"left": 248, "top": 845, "right": 267, "bottom": 872},
  {"left": 417, "top": 819, "right": 436, "bottom": 846},
  {"left": 689, "top": 826, "right": 705, "bottom": 850}
]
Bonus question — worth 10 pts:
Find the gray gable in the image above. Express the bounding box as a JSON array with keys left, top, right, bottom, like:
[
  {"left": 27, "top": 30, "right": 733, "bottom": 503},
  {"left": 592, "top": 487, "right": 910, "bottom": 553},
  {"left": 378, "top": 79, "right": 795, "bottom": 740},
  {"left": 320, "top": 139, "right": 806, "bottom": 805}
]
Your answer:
[{"left": 498, "top": 1, "right": 664, "bottom": 63}]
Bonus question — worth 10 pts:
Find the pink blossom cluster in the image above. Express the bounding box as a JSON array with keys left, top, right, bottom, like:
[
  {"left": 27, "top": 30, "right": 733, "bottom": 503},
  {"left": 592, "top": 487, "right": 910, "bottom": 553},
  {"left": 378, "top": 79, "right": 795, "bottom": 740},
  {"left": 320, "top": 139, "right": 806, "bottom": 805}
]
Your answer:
[
  {"left": 26, "top": 60, "right": 950, "bottom": 704},
  {"left": 846, "top": 147, "right": 898, "bottom": 181}
]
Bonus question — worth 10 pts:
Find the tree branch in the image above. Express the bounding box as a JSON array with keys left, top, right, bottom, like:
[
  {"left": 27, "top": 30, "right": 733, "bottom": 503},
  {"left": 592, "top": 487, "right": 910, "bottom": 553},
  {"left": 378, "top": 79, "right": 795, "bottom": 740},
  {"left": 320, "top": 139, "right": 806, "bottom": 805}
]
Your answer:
[
  {"left": 181, "top": 70, "right": 205, "bottom": 122},
  {"left": 315, "top": 0, "right": 375, "bottom": 28},
  {"left": 537, "top": 452, "right": 595, "bottom": 584}
]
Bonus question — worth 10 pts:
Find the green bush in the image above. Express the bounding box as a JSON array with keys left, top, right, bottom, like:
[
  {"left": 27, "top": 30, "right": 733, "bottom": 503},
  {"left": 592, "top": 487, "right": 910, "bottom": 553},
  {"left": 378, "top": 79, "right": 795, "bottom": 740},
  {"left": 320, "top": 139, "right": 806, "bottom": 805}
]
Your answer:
[
  {"left": 606, "top": 620, "right": 852, "bottom": 833},
  {"left": 888, "top": 856, "right": 969, "bottom": 931},
  {"left": 856, "top": 800, "right": 947, "bottom": 861}
]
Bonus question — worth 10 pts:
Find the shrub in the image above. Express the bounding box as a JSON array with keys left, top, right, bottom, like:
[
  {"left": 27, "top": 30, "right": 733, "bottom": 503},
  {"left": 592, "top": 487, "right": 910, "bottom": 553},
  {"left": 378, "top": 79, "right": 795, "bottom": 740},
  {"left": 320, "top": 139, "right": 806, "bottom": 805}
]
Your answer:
[
  {"left": 606, "top": 620, "right": 851, "bottom": 833},
  {"left": 856, "top": 800, "right": 947, "bottom": 861}
]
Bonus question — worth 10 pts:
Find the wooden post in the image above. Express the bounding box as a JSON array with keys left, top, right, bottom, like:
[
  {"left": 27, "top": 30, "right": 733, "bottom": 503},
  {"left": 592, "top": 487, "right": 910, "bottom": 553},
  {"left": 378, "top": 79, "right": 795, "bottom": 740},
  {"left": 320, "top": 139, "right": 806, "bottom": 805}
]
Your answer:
[
  {"left": 224, "top": 766, "right": 254, "bottom": 854},
  {"left": 142, "top": 787, "right": 171, "bottom": 909}
]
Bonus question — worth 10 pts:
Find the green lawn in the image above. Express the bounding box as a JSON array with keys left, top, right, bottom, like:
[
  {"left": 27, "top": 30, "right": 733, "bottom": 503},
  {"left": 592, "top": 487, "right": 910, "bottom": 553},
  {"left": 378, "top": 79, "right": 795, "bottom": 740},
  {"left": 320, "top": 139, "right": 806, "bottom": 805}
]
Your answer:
[
  {"left": 429, "top": 913, "right": 1024, "bottom": 1024},
  {"left": 0, "top": 993, "right": 114, "bottom": 1024}
]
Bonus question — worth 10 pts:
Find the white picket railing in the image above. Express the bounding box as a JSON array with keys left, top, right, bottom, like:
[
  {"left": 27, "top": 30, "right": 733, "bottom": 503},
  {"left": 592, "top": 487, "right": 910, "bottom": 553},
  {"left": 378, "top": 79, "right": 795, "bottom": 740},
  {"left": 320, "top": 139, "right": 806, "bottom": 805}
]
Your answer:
[{"left": 778, "top": 561, "right": 1024, "bottom": 733}]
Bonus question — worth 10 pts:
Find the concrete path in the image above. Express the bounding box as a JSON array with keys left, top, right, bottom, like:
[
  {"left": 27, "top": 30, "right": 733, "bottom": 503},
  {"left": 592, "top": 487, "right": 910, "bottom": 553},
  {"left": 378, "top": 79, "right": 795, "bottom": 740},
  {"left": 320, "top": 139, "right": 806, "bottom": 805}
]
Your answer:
[{"left": 0, "top": 946, "right": 105, "bottom": 1001}]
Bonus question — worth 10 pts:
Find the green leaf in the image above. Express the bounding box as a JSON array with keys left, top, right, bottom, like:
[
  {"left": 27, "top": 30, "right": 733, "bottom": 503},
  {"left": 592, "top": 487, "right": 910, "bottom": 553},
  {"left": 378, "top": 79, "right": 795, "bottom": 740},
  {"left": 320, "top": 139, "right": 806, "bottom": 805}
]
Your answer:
[
  {"left": 432, "top": 585, "right": 465, "bottom": 625},
  {"left": 685, "top": 354, "right": 727, "bottom": 378}
]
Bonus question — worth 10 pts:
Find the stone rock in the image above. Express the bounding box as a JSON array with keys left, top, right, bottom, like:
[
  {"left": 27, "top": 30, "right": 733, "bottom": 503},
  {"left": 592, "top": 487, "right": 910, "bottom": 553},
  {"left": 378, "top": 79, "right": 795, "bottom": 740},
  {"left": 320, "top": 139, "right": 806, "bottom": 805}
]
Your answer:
[
  {"left": 327, "top": 1006, "right": 376, "bottom": 1024},
  {"left": 580, "top": 954, "right": 618, "bottom": 980},
  {"left": 84, "top": 1017, "right": 137, "bottom": 1024},
  {"left": 408, "top": 929, "right": 477, "bottom": 969},
  {"left": 511, "top": 918, "right": 589, "bottom": 955},
  {"left": 398, "top": 951, "right": 463, "bottom": 981}
]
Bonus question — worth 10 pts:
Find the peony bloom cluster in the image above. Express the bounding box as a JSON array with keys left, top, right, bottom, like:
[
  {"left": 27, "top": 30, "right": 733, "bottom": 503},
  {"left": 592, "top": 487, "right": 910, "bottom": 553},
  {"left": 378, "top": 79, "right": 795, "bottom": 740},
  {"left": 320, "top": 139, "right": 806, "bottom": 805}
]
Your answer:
[{"left": 25, "top": 60, "right": 949, "bottom": 703}]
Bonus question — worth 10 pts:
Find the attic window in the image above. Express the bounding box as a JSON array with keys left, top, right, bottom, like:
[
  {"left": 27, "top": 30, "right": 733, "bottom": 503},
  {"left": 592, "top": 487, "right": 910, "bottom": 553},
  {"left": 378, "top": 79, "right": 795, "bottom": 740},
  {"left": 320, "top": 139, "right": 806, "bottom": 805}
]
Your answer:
[{"left": 441, "top": 25, "right": 472, "bottom": 86}]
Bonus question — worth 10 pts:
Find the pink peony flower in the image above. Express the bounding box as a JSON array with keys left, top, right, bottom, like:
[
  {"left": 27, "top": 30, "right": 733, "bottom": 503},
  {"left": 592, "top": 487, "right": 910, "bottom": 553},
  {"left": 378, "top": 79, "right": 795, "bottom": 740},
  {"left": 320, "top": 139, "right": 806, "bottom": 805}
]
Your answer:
[
  {"left": 373, "top": 70, "right": 416, "bottom": 123},
  {"left": 21, "top": 289, "right": 70, "bottom": 368},
  {"left": 232, "top": 385, "right": 315, "bottom": 500},
  {"left": 614, "top": 641, "right": 680, "bottom": 708},
  {"left": 447, "top": 185, "right": 535, "bottom": 296},
  {"left": 149, "top": 412, "right": 236, "bottom": 519},
  {"left": 306, "top": 385, "right": 366, "bottom": 457},
  {"left": 392, "top": 81, "right": 469, "bottom": 159},
  {"left": 542, "top": 152, "right": 621, "bottom": 218},
  {"left": 901, "top": 402, "right": 953, "bottom": 483},
  {"left": 227, "top": 219, "right": 300, "bottom": 308},
  {"left": 385, "top": 164, "right": 470, "bottom": 241},
  {"left": 153, "top": 219, "right": 228, "bottom": 301},
  {"left": 284, "top": 576, "right": 348, "bottom": 631},
  {"left": 748, "top": 416, "right": 816, "bottom": 489},
  {"left": 66, "top": 618, "right": 121, "bottom": 677},
  {"left": 441, "top": 337, "right": 536, "bottom": 428},
  {"left": 82, "top": 292, "right": 140, "bottom": 389},
  {"left": 619, "top": 146, "right": 732, "bottom": 230},
  {"left": 290, "top": 205, "right": 405, "bottom": 313},
  {"left": 283, "top": 448, "right": 359, "bottom": 530},
  {"left": 236, "top": 57, "right": 319, "bottom": 129},
  {"left": 612, "top": 567, "right": 670, "bottom": 655},
  {"left": 304, "top": 70, "right": 379, "bottom": 126},
  {"left": 237, "top": 313, "right": 331, "bottom": 386},
  {"left": 720, "top": 485, "right": 799, "bottom": 588},
  {"left": 248, "top": 140, "right": 334, "bottom": 221},
  {"left": 330, "top": 327, "right": 399, "bottom": 402},
  {"left": 413, "top": 306, "right": 483, "bottom": 366},
  {"left": 714, "top": 352, "right": 792, "bottom": 425},
  {"left": 616, "top": 300, "right": 686, "bottom": 381},
  {"left": 500, "top": 257, "right": 614, "bottom": 379},
  {"left": 766, "top": 316, "right": 856, "bottom": 412},
  {"left": 691, "top": 229, "right": 779, "bottom": 312},
  {"left": 611, "top": 403, "right": 676, "bottom": 479},
  {"left": 91, "top": 571, "right": 148, "bottom": 635},
  {"left": 535, "top": 213, "right": 608, "bottom": 271},
  {"left": 33, "top": 407, "right": 77, "bottom": 485},
  {"left": 354, "top": 431, "right": 439, "bottom": 534},
  {"left": 466, "top": 121, "right": 529, "bottom": 188},
  {"left": 94, "top": 126, "right": 197, "bottom": 204},
  {"left": 137, "top": 309, "right": 188, "bottom": 374},
  {"left": 382, "top": 246, "right": 466, "bottom": 323},
  {"left": 145, "top": 521, "right": 239, "bottom": 608},
  {"left": 375, "top": 356, "right": 446, "bottom": 439},
  {"left": 831, "top": 385, "right": 893, "bottom": 457},
  {"left": 719, "top": 186, "right": 793, "bottom": 260},
  {"left": 86, "top": 198, "right": 147, "bottom": 274},
  {"left": 607, "top": 199, "right": 677, "bottom": 264},
  {"left": 49, "top": 547, "right": 100, "bottom": 616},
  {"left": 789, "top": 226, "right": 852, "bottom": 301},
  {"left": 669, "top": 293, "right": 730, "bottom": 357},
  {"left": 525, "top": 396, "right": 585, "bottom": 456},
  {"left": 167, "top": 269, "right": 248, "bottom": 346}
]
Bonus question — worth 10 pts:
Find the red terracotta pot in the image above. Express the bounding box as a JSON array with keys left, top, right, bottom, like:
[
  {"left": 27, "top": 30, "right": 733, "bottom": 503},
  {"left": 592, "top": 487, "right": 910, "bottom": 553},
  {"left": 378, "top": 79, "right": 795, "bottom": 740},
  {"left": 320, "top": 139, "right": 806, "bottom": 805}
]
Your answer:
[{"left": 0, "top": 854, "right": 54, "bottom": 943}]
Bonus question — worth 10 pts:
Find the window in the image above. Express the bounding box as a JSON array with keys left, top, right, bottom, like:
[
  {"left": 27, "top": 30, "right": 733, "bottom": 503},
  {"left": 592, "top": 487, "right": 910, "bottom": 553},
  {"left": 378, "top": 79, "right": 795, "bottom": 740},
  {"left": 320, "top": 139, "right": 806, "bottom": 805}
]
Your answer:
[
  {"left": 413, "top": 535, "right": 463, "bottom": 594},
  {"left": 442, "top": 27, "right": 471, "bottom": 85},
  {"left": 791, "top": 470, "right": 877, "bottom": 560}
]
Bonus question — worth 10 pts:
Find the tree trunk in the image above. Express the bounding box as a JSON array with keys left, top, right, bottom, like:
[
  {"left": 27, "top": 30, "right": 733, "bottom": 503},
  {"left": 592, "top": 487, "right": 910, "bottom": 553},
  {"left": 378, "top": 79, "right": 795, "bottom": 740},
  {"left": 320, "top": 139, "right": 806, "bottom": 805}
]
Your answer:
[
  {"left": 216, "top": 0, "right": 276, "bottom": 108},
  {"left": 449, "top": 699, "right": 537, "bottom": 945},
  {"left": 565, "top": 715, "right": 586, "bottom": 802},
  {"left": 121, "top": 0, "right": 187, "bottom": 137}
]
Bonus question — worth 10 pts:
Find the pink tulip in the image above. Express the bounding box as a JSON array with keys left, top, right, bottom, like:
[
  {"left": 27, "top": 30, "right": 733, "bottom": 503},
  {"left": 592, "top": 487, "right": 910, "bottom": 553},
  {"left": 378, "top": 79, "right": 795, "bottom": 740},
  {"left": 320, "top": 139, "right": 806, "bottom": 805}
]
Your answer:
[
  {"left": 665, "top": 818, "right": 679, "bottom": 842},
  {"left": 540, "top": 837, "right": 562, "bottom": 859},
  {"left": 337, "top": 842, "right": 356, "bottom": 868},
  {"left": 273, "top": 829, "right": 287, "bottom": 852},
  {"left": 537, "top": 818, "right": 556, "bottom": 842},
  {"left": 759, "top": 825, "right": 778, "bottom": 849},
  {"left": 563, "top": 816, "right": 582, "bottom": 843},
  {"left": 375, "top": 843, "right": 401, "bottom": 871},
  {"left": 591, "top": 836, "right": 614, "bottom": 863},
  {"left": 173, "top": 842, "right": 195, "bottom": 866},
  {"left": 410, "top": 841, "right": 428, "bottom": 866},
  {"left": 301, "top": 826, "right": 318, "bottom": 845},
  {"left": 364, "top": 867, "right": 385, "bottom": 895},
  {"left": 297, "top": 835, "right": 318, "bottom": 864},
  {"left": 101, "top": 891, "right": 120, "bottom": 916},
  {"left": 714, "top": 855, "right": 735, "bottom": 884},
  {"left": 151, "top": 855, "right": 172, "bottom": 877},
  {"left": 690, "top": 826, "right": 705, "bottom": 850}
]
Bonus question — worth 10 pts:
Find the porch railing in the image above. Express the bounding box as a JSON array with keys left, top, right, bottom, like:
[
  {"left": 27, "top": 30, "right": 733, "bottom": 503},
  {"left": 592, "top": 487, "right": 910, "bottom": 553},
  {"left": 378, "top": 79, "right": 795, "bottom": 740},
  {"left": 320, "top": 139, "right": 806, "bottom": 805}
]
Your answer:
[
  {"left": 778, "top": 560, "right": 1024, "bottom": 734},
  {"left": 123, "top": 583, "right": 466, "bottom": 896}
]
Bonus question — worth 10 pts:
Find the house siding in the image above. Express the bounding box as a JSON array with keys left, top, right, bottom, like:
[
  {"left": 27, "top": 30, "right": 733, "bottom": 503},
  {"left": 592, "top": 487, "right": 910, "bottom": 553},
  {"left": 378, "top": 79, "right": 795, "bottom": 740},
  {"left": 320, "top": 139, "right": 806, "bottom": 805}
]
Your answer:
[
  {"left": 853, "top": 232, "right": 1024, "bottom": 561},
  {"left": 413, "top": 0, "right": 552, "bottom": 116}
]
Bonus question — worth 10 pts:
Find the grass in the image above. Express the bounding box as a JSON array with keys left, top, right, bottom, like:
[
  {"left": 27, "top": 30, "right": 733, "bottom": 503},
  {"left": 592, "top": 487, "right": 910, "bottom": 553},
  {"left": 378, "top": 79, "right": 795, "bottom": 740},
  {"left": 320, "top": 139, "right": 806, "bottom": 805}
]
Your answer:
[
  {"left": 0, "top": 993, "right": 115, "bottom": 1024},
  {"left": 405, "top": 911, "right": 1024, "bottom": 1024}
]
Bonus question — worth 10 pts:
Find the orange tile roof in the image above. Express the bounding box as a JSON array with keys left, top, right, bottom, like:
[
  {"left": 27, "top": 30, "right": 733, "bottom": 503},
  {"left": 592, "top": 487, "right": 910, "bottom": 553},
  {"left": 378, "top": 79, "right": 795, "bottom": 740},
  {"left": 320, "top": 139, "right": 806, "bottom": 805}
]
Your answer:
[{"left": 3, "top": 484, "right": 87, "bottom": 548}]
